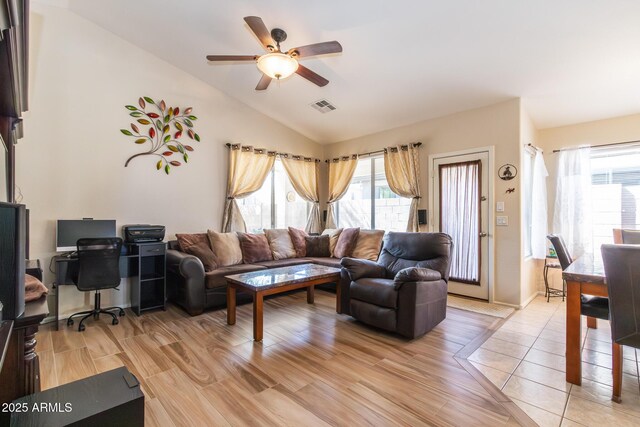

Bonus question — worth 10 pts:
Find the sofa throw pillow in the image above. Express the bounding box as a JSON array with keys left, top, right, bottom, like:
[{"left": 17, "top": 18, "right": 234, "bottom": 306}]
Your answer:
[
  {"left": 333, "top": 227, "right": 360, "bottom": 258},
  {"left": 265, "top": 229, "right": 297, "bottom": 260},
  {"left": 321, "top": 228, "right": 343, "bottom": 257},
  {"left": 237, "top": 232, "right": 273, "bottom": 263},
  {"left": 305, "top": 235, "right": 331, "bottom": 257},
  {"left": 176, "top": 233, "right": 218, "bottom": 271},
  {"left": 25, "top": 274, "right": 48, "bottom": 302},
  {"left": 288, "top": 227, "right": 308, "bottom": 257},
  {"left": 352, "top": 229, "right": 385, "bottom": 261},
  {"left": 207, "top": 230, "right": 243, "bottom": 267}
]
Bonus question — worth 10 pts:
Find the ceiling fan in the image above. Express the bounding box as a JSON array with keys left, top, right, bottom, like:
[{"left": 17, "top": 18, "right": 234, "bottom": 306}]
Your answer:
[{"left": 206, "top": 16, "right": 342, "bottom": 90}]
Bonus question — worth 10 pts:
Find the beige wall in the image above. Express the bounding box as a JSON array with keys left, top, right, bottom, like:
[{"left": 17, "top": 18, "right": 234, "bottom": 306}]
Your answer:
[
  {"left": 520, "top": 106, "right": 543, "bottom": 305},
  {"left": 19, "top": 4, "right": 322, "bottom": 317},
  {"left": 323, "top": 99, "right": 524, "bottom": 306}
]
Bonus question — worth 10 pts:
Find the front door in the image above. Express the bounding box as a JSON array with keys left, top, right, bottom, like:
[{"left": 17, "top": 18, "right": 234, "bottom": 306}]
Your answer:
[{"left": 432, "top": 151, "right": 490, "bottom": 300}]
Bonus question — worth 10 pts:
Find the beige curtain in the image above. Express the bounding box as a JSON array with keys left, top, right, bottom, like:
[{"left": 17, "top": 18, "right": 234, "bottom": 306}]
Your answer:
[
  {"left": 222, "top": 145, "right": 276, "bottom": 232},
  {"left": 384, "top": 144, "right": 421, "bottom": 232},
  {"left": 281, "top": 156, "right": 322, "bottom": 233},
  {"left": 326, "top": 155, "right": 358, "bottom": 229}
]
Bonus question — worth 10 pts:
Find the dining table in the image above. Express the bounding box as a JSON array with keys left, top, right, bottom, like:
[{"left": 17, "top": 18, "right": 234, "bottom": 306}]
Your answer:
[{"left": 562, "top": 253, "right": 622, "bottom": 402}]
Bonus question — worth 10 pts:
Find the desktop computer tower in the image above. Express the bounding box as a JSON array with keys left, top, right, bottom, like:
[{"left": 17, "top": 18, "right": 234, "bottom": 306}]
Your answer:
[{"left": 0, "top": 202, "right": 26, "bottom": 319}]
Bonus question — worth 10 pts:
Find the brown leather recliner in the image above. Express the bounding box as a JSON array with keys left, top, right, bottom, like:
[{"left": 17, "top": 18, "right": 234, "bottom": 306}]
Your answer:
[{"left": 340, "top": 232, "right": 452, "bottom": 339}]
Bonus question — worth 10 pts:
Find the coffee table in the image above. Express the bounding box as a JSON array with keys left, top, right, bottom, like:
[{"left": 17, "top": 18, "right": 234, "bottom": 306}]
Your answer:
[{"left": 225, "top": 263, "right": 341, "bottom": 341}]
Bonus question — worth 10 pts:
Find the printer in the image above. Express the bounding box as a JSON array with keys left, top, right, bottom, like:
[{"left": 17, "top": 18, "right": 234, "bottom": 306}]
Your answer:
[{"left": 122, "top": 224, "right": 165, "bottom": 243}]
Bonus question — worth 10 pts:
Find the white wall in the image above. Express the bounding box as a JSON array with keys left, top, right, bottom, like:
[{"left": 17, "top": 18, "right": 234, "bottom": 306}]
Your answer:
[
  {"left": 19, "top": 4, "right": 322, "bottom": 317},
  {"left": 520, "top": 105, "right": 543, "bottom": 305},
  {"left": 323, "top": 99, "right": 523, "bottom": 306}
]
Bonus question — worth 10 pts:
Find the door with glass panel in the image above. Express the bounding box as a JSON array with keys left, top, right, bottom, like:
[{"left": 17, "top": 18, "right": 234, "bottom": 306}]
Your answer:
[{"left": 432, "top": 152, "right": 489, "bottom": 300}]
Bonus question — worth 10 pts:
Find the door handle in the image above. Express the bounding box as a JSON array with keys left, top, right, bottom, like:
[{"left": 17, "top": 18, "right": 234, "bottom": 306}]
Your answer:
[{"left": 479, "top": 232, "right": 487, "bottom": 237}]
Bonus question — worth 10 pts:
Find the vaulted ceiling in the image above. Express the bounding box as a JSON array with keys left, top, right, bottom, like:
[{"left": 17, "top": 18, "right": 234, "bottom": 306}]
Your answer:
[{"left": 66, "top": 0, "right": 640, "bottom": 144}]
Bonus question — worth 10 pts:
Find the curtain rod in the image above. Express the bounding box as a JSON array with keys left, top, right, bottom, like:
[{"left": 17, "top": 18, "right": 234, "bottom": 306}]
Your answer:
[
  {"left": 224, "top": 143, "right": 321, "bottom": 162},
  {"left": 552, "top": 139, "right": 640, "bottom": 153},
  {"left": 323, "top": 142, "right": 422, "bottom": 163},
  {"left": 526, "top": 143, "right": 543, "bottom": 152}
]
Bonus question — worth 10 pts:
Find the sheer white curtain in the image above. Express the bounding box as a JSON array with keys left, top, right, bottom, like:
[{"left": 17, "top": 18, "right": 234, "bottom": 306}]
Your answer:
[
  {"left": 440, "top": 161, "right": 480, "bottom": 283},
  {"left": 531, "top": 151, "right": 549, "bottom": 259},
  {"left": 553, "top": 147, "right": 592, "bottom": 258}
]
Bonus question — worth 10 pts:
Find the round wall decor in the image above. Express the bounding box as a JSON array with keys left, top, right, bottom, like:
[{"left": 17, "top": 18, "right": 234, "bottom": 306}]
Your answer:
[{"left": 498, "top": 164, "right": 517, "bottom": 181}]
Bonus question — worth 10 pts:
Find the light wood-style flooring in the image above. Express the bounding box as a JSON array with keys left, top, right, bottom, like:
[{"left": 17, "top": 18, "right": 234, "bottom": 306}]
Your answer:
[{"left": 36, "top": 290, "right": 532, "bottom": 426}]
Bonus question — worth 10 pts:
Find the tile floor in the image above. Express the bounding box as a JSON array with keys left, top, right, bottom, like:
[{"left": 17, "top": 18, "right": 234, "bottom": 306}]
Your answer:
[{"left": 469, "top": 295, "right": 640, "bottom": 427}]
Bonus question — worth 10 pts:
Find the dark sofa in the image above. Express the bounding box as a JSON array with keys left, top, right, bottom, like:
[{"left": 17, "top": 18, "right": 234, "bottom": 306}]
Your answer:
[
  {"left": 166, "top": 240, "right": 350, "bottom": 316},
  {"left": 339, "top": 232, "right": 452, "bottom": 339}
]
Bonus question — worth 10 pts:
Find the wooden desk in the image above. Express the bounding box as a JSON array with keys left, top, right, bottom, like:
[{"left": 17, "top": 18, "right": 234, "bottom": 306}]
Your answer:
[{"left": 562, "top": 255, "right": 620, "bottom": 400}]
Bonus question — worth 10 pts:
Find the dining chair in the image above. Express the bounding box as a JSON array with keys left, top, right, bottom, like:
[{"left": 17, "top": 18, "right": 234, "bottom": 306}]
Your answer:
[
  {"left": 621, "top": 229, "right": 640, "bottom": 244},
  {"left": 547, "top": 235, "right": 609, "bottom": 328},
  {"left": 601, "top": 243, "right": 640, "bottom": 402}
]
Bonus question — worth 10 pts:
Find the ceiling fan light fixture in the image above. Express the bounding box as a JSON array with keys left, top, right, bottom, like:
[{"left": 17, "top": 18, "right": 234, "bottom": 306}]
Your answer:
[{"left": 256, "top": 52, "right": 298, "bottom": 80}]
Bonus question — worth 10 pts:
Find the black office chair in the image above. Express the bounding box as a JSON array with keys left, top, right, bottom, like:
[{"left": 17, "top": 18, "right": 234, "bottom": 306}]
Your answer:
[
  {"left": 601, "top": 243, "right": 640, "bottom": 402},
  {"left": 67, "top": 238, "right": 125, "bottom": 332},
  {"left": 621, "top": 229, "right": 640, "bottom": 244},
  {"left": 547, "top": 234, "right": 609, "bottom": 321}
]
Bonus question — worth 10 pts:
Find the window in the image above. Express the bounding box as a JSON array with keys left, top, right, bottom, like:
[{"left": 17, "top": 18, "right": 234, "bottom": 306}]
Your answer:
[
  {"left": 337, "top": 156, "right": 411, "bottom": 231},
  {"left": 238, "top": 159, "right": 309, "bottom": 233},
  {"left": 522, "top": 149, "right": 534, "bottom": 257},
  {"left": 590, "top": 146, "right": 640, "bottom": 249}
]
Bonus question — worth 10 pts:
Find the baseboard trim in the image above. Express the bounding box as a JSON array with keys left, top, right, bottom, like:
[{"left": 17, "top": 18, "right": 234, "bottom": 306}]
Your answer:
[
  {"left": 519, "top": 291, "right": 542, "bottom": 309},
  {"left": 491, "top": 300, "right": 521, "bottom": 310},
  {"left": 42, "top": 302, "right": 133, "bottom": 325}
]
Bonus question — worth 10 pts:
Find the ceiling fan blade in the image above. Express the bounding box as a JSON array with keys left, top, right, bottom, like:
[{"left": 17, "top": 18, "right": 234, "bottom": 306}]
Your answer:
[
  {"left": 255, "top": 74, "right": 272, "bottom": 91},
  {"left": 296, "top": 64, "right": 329, "bottom": 87},
  {"left": 244, "top": 16, "right": 275, "bottom": 51},
  {"left": 206, "top": 55, "right": 257, "bottom": 61},
  {"left": 288, "top": 41, "right": 342, "bottom": 58}
]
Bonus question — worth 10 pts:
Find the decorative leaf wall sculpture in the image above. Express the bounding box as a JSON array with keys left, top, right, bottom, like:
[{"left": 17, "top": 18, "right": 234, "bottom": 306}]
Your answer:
[{"left": 120, "top": 97, "right": 200, "bottom": 174}]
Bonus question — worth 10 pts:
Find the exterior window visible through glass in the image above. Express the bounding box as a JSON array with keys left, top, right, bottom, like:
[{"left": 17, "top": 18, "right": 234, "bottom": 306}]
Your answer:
[
  {"left": 591, "top": 146, "right": 640, "bottom": 250},
  {"left": 238, "top": 159, "right": 309, "bottom": 233},
  {"left": 337, "top": 156, "right": 411, "bottom": 231}
]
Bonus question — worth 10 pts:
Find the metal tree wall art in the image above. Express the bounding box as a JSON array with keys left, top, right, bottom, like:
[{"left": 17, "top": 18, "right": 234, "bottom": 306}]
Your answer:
[{"left": 120, "top": 97, "right": 200, "bottom": 174}]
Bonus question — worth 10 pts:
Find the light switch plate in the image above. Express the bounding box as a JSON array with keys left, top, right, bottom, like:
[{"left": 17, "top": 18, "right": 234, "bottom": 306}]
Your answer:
[
  {"left": 496, "top": 201, "right": 505, "bottom": 212},
  {"left": 497, "top": 216, "right": 508, "bottom": 226}
]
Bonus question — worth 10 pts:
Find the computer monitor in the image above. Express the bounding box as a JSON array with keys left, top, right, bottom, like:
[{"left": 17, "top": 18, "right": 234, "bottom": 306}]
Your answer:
[{"left": 56, "top": 219, "right": 117, "bottom": 252}]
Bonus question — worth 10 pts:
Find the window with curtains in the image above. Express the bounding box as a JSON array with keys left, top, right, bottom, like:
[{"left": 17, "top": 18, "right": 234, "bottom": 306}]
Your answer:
[
  {"left": 590, "top": 146, "right": 640, "bottom": 249},
  {"left": 337, "top": 156, "right": 411, "bottom": 231},
  {"left": 522, "top": 149, "right": 535, "bottom": 257},
  {"left": 238, "top": 159, "right": 309, "bottom": 232}
]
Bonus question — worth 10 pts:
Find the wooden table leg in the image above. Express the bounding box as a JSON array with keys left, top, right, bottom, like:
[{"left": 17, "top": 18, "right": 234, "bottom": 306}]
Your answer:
[
  {"left": 587, "top": 316, "right": 597, "bottom": 329},
  {"left": 612, "top": 342, "right": 623, "bottom": 402},
  {"left": 566, "top": 280, "right": 582, "bottom": 385},
  {"left": 226, "top": 284, "right": 236, "bottom": 325},
  {"left": 253, "top": 292, "right": 263, "bottom": 342},
  {"left": 336, "top": 280, "right": 341, "bottom": 313},
  {"left": 307, "top": 285, "right": 315, "bottom": 304}
]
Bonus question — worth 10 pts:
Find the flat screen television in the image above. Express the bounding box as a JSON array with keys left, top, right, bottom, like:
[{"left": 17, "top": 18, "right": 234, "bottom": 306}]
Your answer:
[
  {"left": 0, "top": 202, "right": 26, "bottom": 319},
  {"left": 56, "top": 219, "right": 117, "bottom": 252}
]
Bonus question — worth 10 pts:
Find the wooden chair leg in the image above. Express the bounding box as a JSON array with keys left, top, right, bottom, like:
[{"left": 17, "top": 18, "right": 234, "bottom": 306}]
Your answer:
[
  {"left": 612, "top": 342, "right": 622, "bottom": 403},
  {"left": 587, "top": 316, "right": 598, "bottom": 329}
]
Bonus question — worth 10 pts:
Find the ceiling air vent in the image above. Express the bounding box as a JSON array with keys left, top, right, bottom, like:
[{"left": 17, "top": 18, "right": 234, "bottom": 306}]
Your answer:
[{"left": 310, "top": 99, "right": 337, "bottom": 113}]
